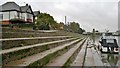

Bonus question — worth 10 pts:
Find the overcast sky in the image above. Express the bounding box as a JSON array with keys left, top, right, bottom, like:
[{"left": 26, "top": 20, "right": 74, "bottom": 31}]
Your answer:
[{"left": 0, "top": 0, "right": 119, "bottom": 32}]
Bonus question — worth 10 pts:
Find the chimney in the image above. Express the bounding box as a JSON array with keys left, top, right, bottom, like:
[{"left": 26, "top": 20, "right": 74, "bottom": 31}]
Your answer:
[{"left": 26, "top": 4, "right": 28, "bottom": 6}]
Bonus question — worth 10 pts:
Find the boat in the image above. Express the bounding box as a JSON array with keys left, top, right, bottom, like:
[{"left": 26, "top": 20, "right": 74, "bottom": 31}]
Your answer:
[{"left": 98, "top": 33, "right": 119, "bottom": 54}]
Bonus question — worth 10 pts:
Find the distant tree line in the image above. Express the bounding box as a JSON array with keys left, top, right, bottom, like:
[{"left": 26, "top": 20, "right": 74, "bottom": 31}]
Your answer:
[
  {"left": 33, "top": 12, "right": 85, "bottom": 34},
  {"left": 68, "top": 22, "right": 85, "bottom": 34}
]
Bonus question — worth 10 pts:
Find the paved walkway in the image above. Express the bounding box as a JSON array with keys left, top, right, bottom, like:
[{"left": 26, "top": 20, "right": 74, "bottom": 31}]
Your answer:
[{"left": 84, "top": 47, "right": 95, "bottom": 66}]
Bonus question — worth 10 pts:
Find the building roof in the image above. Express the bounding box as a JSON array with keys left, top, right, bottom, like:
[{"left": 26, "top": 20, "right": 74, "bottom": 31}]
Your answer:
[
  {"left": 20, "top": 4, "right": 32, "bottom": 13},
  {"left": 34, "top": 11, "right": 40, "bottom": 16},
  {"left": 20, "top": 4, "right": 34, "bottom": 15},
  {"left": 20, "top": 6, "right": 29, "bottom": 12},
  {"left": 0, "top": 2, "right": 34, "bottom": 15},
  {"left": 0, "top": 2, "right": 20, "bottom": 12}
]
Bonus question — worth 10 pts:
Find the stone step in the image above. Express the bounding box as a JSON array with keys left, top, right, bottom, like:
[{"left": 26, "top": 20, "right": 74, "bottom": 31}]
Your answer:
[
  {"left": 1, "top": 36, "right": 72, "bottom": 49},
  {"left": 1, "top": 36, "right": 71, "bottom": 41},
  {"left": 84, "top": 45, "right": 95, "bottom": 66},
  {"left": 4, "top": 38, "right": 83, "bottom": 67},
  {"left": 1, "top": 38, "right": 76, "bottom": 54},
  {"left": 2, "top": 27, "right": 57, "bottom": 33},
  {"left": 2, "top": 27, "right": 83, "bottom": 38},
  {"left": 2, "top": 38, "right": 78, "bottom": 64},
  {"left": 2, "top": 32, "right": 67, "bottom": 38},
  {"left": 45, "top": 39, "right": 86, "bottom": 67},
  {"left": 70, "top": 38, "right": 88, "bottom": 66},
  {"left": 2, "top": 27, "right": 68, "bottom": 38}
]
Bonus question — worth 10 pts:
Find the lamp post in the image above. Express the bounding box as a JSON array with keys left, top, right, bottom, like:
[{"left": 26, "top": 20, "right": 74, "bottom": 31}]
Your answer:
[
  {"left": 65, "top": 16, "right": 66, "bottom": 25},
  {"left": 92, "top": 28, "right": 95, "bottom": 44}
]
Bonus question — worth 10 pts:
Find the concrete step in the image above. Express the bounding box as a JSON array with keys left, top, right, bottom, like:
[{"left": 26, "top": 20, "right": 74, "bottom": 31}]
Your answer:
[
  {"left": 70, "top": 38, "right": 88, "bottom": 66},
  {"left": 1, "top": 36, "right": 71, "bottom": 41},
  {"left": 2, "top": 32, "right": 67, "bottom": 38},
  {"left": 4, "top": 38, "right": 83, "bottom": 67},
  {"left": 2, "top": 27, "right": 57, "bottom": 33},
  {"left": 2, "top": 38, "right": 78, "bottom": 64},
  {"left": 84, "top": 41, "right": 95, "bottom": 66},
  {"left": 2, "top": 27, "right": 83, "bottom": 38},
  {"left": 1, "top": 36, "right": 72, "bottom": 49},
  {"left": 2, "top": 28, "right": 68, "bottom": 38},
  {"left": 1, "top": 38, "right": 76, "bottom": 54},
  {"left": 45, "top": 39, "right": 86, "bottom": 67}
]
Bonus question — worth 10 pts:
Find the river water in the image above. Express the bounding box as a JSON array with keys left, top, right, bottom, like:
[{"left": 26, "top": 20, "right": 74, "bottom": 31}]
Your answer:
[{"left": 95, "top": 36, "right": 120, "bottom": 66}]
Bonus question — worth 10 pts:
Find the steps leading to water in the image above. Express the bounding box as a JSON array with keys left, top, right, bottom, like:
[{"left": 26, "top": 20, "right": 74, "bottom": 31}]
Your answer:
[
  {"left": 4, "top": 38, "right": 83, "bottom": 66},
  {"left": 2, "top": 38, "right": 79, "bottom": 65},
  {"left": 45, "top": 39, "right": 86, "bottom": 67},
  {"left": 1, "top": 36, "right": 72, "bottom": 49},
  {"left": 1, "top": 27, "right": 106, "bottom": 67}
]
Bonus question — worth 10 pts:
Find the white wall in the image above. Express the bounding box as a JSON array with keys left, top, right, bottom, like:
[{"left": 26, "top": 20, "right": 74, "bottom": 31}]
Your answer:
[
  {"left": 0, "top": 13, "right": 3, "bottom": 21},
  {"left": 21, "top": 13, "right": 26, "bottom": 21}
]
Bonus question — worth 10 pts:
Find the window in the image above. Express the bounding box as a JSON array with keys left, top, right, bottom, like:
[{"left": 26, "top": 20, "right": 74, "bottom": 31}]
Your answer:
[
  {"left": 106, "top": 39, "right": 114, "bottom": 43},
  {"left": 10, "top": 11, "right": 18, "bottom": 19},
  {"left": 3, "top": 12, "right": 9, "bottom": 20}
]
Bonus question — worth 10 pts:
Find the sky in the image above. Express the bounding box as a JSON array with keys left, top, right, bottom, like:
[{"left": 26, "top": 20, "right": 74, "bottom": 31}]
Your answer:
[{"left": 0, "top": 0, "right": 119, "bottom": 32}]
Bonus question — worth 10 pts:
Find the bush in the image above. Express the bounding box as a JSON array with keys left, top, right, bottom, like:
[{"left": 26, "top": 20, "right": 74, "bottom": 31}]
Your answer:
[
  {"left": 33, "top": 23, "right": 50, "bottom": 30},
  {"left": 38, "top": 23, "right": 50, "bottom": 30},
  {"left": 33, "top": 25, "right": 38, "bottom": 30}
]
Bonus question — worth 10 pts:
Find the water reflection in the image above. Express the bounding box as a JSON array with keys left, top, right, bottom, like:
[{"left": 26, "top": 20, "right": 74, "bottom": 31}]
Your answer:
[{"left": 101, "top": 54, "right": 119, "bottom": 66}]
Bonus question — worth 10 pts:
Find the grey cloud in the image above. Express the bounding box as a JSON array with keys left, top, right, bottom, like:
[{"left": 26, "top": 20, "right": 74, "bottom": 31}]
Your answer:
[{"left": 0, "top": 0, "right": 119, "bottom": 32}]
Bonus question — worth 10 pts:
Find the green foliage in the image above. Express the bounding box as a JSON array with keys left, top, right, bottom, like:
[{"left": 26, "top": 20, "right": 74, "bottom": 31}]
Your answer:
[
  {"left": 38, "top": 23, "right": 50, "bottom": 30},
  {"left": 19, "top": 44, "right": 24, "bottom": 47},
  {"left": 36, "top": 13, "right": 57, "bottom": 30},
  {"left": 69, "top": 22, "right": 79, "bottom": 33},
  {"left": 68, "top": 22, "right": 85, "bottom": 34}
]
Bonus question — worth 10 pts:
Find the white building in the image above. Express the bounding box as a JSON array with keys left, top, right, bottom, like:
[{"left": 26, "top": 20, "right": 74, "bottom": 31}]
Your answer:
[{"left": 0, "top": 2, "right": 34, "bottom": 25}]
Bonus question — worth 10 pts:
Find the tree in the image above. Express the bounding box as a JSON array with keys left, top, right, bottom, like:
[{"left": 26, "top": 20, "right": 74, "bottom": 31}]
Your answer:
[
  {"left": 68, "top": 22, "right": 84, "bottom": 34},
  {"left": 69, "top": 22, "right": 79, "bottom": 33},
  {"left": 36, "top": 13, "right": 57, "bottom": 30}
]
